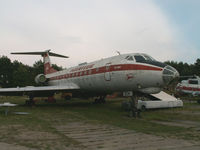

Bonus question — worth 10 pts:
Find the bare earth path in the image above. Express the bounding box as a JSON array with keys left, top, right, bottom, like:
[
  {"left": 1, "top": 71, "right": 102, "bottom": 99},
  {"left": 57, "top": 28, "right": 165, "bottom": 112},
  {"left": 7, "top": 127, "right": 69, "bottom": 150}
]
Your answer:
[
  {"left": 55, "top": 122, "right": 200, "bottom": 150},
  {"left": 0, "top": 121, "right": 200, "bottom": 150},
  {"left": 0, "top": 142, "right": 37, "bottom": 150}
]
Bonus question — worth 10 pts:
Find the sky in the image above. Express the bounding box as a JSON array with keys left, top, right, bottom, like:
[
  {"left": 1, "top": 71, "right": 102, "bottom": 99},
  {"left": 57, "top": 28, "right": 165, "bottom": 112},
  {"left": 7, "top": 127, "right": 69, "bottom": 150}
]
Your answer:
[{"left": 0, "top": 0, "right": 199, "bottom": 68}]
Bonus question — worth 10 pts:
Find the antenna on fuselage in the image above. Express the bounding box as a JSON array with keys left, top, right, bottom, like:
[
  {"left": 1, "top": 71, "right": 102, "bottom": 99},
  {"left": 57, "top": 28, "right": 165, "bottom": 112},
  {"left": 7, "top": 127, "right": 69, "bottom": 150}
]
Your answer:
[{"left": 116, "top": 51, "right": 121, "bottom": 55}]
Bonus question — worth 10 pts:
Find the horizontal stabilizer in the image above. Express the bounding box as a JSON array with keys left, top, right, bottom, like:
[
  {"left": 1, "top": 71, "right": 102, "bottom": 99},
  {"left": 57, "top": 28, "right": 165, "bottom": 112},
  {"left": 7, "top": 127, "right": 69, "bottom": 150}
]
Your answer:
[{"left": 11, "top": 49, "right": 69, "bottom": 58}]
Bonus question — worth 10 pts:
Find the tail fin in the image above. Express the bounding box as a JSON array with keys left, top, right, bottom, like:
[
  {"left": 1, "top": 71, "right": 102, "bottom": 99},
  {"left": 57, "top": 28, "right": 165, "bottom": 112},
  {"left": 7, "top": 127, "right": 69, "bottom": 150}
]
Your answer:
[{"left": 11, "top": 49, "right": 68, "bottom": 75}]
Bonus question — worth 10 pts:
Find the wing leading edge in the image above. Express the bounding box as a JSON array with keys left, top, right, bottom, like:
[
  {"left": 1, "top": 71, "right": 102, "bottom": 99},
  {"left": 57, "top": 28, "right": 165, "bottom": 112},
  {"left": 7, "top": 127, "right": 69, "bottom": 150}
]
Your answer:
[{"left": 0, "top": 83, "right": 80, "bottom": 97}]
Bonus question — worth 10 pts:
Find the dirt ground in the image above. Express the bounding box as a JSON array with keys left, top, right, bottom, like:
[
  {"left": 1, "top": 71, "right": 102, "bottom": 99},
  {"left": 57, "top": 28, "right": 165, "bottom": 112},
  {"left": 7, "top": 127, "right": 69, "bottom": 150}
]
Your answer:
[
  {"left": 0, "top": 142, "right": 37, "bottom": 150},
  {"left": 0, "top": 97, "right": 200, "bottom": 150},
  {"left": 55, "top": 122, "right": 200, "bottom": 150},
  {"left": 1, "top": 121, "right": 199, "bottom": 150}
]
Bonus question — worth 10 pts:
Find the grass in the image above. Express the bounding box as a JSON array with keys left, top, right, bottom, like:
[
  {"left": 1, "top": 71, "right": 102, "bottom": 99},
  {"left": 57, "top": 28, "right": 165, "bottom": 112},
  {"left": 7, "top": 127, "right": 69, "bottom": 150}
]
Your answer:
[{"left": 0, "top": 96, "right": 200, "bottom": 149}]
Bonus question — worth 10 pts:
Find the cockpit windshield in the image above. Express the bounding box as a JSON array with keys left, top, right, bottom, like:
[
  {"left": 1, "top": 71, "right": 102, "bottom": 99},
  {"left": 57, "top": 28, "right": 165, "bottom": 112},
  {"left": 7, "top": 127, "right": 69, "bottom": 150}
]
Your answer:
[
  {"left": 142, "top": 54, "right": 155, "bottom": 61},
  {"left": 125, "top": 54, "right": 156, "bottom": 62},
  {"left": 125, "top": 53, "right": 166, "bottom": 68},
  {"left": 125, "top": 55, "right": 134, "bottom": 61},
  {"left": 134, "top": 55, "right": 145, "bottom": 62}
]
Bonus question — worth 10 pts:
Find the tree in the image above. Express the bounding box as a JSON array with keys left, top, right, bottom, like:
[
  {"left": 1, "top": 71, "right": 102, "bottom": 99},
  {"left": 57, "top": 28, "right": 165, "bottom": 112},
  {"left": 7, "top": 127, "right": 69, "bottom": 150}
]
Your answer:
[
  {"left": 52, "top": 64, "right": 63, "bottom": 71},
  {"left": 165, "top": 60, "right": 197, "bottom": 76},
  {"left": 33, "top": 60, "right": 44, "bottom": 76},
  {"left": 0, "top": 56, "right": 13, "bottom": 87},
  {"left": 12, "top": 60, "right": 34, "bottom": 87},
  {"left": 194, "top": 59, "right": 200, "bottom": 76}
]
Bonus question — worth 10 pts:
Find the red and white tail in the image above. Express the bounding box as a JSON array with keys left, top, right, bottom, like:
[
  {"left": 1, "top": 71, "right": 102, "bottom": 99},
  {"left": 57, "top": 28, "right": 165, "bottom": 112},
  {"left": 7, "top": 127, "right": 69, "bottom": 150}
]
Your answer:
[
  {"left": 11, "top": 49, "right": 68, "bottom": 75},
  {"left": 43, "top": 52, "right": 57, "bottom": 74}
]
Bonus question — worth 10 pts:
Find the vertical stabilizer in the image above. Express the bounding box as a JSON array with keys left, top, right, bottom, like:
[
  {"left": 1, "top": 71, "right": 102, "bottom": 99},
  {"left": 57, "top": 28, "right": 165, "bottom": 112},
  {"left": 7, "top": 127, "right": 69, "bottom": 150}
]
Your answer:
[
  {"left": 43, "top": 51, "right": 56, "bottom": 74},
  {"left": 11, "top": 49, "right": 68, "bottom": 75}
]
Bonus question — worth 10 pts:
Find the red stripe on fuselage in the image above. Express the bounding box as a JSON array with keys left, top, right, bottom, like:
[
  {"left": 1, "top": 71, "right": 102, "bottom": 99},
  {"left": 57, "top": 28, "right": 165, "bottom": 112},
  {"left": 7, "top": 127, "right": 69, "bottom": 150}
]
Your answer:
[
  {"left": 49, "top": 64, "right": 163, "bottom": 81},
  {"left": 177, "top": 86, "right": 200, "bottom": 92}
]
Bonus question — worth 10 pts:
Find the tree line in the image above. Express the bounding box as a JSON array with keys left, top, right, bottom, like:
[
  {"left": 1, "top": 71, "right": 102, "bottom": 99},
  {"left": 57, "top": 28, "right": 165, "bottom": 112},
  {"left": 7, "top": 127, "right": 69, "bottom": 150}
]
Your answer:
[
  {"left": 0, "top": 56, "right": 62, "bottom": 88},
  {"left": 0, "top": 55, "right": 200, "bottom": 88},
  {"left": 165, "top": 59, "right": 200, "bottom": 77}
]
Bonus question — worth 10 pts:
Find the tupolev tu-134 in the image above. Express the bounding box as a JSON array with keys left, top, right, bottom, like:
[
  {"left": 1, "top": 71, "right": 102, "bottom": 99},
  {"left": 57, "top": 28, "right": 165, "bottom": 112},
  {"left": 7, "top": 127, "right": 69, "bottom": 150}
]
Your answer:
[{"left": 0, "top": 50, "right": 179, "bottom": 104}]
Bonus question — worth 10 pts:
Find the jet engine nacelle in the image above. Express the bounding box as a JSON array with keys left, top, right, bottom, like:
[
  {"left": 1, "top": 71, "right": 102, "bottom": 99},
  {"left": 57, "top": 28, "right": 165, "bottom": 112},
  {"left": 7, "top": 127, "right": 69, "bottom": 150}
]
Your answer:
[{"left": 35, "top": 74, "right": 47, "bottom": 84}]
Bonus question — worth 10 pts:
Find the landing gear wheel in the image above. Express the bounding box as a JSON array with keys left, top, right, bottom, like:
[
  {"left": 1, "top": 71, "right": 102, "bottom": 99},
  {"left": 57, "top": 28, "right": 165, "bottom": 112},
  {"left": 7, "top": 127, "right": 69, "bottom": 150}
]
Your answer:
[
  {"left": 65, "top": 95, "right": 72, "bottom": 101},
  {"left": 94, "top": 96, "right": 106, "bottom": 104},
  {"left": 141, "top": 105, "right": 146, "bottom": 112},
  {"left": 25, "top": 100, "right": 35, "bottom": 106},
  {"left": 94, "top": 98, "right": 99, "bottom": 104},
  {"left": 25, "top": 95, "right": 35, "bottom": 106}
]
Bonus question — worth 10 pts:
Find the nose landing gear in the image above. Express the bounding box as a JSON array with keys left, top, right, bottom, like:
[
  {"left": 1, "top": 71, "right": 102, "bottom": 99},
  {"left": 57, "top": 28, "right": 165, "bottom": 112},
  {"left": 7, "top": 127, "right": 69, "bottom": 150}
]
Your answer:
[
  {"left": 94, "top": 96, "right": 106, "bottom": 104},
  {"left": 129, "top": 95, "right": 141, "bottom": 118}
]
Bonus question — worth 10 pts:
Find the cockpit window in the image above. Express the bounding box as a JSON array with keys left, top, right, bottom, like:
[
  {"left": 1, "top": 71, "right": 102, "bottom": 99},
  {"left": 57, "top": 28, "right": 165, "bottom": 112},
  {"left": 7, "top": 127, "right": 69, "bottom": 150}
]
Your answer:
[
  {"left": 134, "top": 55, "right": 145, "bottom": 62},
  {"left": 125, "top": 56, "right": 129, "bottom": 59},
  {"left": 128, "top": 56, "right": 134, "bottom": 61},
  {"left": 143, "top": 54, "right": 155, "bottom": 61},
  {"left": 189, "top": 80, "right": 198, "bottom": 85},
  {"left": 125, "top": 55, "right": 134, "bottom": 61}
]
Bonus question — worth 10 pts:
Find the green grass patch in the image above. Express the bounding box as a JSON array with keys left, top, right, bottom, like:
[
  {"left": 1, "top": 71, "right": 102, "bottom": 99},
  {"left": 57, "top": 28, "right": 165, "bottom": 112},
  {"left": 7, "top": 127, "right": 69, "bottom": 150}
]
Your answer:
[{"left": 0, "top": 96, "right": 200, "bottom": 148}]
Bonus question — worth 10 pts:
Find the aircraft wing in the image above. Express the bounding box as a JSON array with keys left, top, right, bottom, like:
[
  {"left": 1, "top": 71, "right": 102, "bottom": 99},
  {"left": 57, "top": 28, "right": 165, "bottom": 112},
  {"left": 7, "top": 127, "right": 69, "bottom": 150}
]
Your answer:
[{"left": 0, "top": 83, "right": 80, "bottom": 97}]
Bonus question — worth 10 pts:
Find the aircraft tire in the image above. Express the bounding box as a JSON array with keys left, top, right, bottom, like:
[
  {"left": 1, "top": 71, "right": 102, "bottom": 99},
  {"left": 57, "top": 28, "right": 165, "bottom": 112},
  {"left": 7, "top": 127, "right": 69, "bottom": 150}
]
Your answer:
[
  {"left": 141, "top": 105, "right": 146, "bottom": 112},
  {"left": 101, "top": 99, "right": 106, "bottom": 104},
  {"left": 65, "top": 95, "right": 72, "bottom": 101},
  {"left": 25, "top": 100, "right": 35, "bottom": 106},
  {"left": 25, "top": 100, "right": 29, "bottom": 105}
]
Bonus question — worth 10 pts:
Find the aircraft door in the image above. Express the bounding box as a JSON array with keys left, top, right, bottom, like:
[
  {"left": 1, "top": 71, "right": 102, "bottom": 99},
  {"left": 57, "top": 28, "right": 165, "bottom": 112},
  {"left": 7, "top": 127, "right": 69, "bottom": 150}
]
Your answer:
[{"left": 104, "top": 63, "right": 111, "bottom": 81}]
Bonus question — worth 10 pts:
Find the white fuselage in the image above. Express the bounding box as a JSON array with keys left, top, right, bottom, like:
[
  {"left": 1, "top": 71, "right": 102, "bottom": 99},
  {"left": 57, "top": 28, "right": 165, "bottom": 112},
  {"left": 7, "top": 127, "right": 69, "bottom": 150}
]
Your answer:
[
  {"left": 46, "top": 53, "right": 165, "bottom": 94},
  {"left": 176, "top": 77, "right": 200, "bottom": 96}
]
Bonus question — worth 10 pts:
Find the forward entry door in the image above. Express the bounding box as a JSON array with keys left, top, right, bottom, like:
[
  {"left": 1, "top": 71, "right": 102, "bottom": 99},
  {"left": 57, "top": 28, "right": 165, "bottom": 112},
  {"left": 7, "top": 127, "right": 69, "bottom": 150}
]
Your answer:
[{"left": 104, "top": 63, "right": 111, "bottom": 81}]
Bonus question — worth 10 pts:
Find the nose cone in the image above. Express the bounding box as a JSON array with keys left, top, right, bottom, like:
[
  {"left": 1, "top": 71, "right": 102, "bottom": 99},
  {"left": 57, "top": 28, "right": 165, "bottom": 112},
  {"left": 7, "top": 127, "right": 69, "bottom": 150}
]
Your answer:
[
  {"left": 174, "top": 71, "right": 180, "bottom": 78},
  {"left": 162, "top": 65, "right": 179, "bottom": 85}
]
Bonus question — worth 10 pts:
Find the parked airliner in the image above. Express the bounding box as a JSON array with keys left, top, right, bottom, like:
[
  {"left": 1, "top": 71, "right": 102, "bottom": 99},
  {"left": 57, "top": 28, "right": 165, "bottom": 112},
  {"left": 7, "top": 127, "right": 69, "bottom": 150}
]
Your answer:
[
  {"left": 176, "top": 75, "right": 200, "bottom": 96},
  {"left": 0, "top": 50, "right": 179, "bottom": 104}
]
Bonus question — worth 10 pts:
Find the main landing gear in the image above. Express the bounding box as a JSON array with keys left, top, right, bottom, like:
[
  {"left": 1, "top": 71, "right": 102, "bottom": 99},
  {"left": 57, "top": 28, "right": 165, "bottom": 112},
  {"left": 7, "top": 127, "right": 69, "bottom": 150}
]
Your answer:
[
  {"left": 94, "top": 96, "right": 106, "bottom": 104},
  {"left": 25, "top": 95, "right": 35, "bottom": 106},
  {"left": 25, "top": 95, "right": 56, "bottom": 106}
]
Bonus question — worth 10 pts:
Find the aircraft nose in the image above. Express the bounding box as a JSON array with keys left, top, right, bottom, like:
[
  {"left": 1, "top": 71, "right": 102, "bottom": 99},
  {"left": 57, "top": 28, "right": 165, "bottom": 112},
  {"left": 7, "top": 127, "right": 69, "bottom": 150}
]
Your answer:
[{"left": 162, "top": 65, "right": 179, "bottom": 85}]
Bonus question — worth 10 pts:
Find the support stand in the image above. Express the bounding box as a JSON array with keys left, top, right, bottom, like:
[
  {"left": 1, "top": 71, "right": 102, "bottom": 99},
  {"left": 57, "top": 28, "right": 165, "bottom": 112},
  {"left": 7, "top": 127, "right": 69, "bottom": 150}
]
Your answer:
[{"left": 129, "top": 94, "right": 141, "bottom": 118}]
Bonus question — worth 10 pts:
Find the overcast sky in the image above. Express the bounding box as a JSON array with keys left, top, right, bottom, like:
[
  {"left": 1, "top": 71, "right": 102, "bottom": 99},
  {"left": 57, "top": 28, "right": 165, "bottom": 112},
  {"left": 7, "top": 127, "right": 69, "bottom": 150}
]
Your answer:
[{"left": 0, "top": 0, "right": 199, "bottom": 67}]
